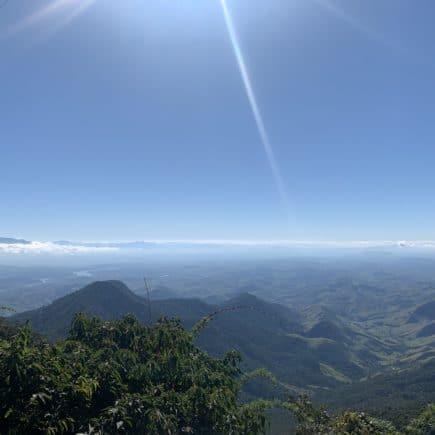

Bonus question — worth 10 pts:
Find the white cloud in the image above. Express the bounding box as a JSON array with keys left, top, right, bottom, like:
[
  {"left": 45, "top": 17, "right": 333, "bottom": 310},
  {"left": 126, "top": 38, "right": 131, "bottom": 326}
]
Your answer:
[
  {"left": 2, "top": 239, "right": 435, "bottom": 256},
  {"left": 134, "top": 239, "right": 435, "bottom": 248},
  {"left": 0, "top": 241, "right": 118, "bottom": 255}
]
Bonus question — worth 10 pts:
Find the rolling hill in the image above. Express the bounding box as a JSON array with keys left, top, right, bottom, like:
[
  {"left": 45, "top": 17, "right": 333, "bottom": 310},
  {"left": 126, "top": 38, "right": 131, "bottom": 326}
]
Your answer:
[
  {"left": 316, "top": 360, "right": 435, "bottom": 430},
  {"left": 11, "top": 280, "right": 376, "bottom": 392},
  {"left": 417, "top": 322, "right": 435, "bottom": 338},
  {"left": 409, "top": 300, "right": 435, "bottom": 323}
]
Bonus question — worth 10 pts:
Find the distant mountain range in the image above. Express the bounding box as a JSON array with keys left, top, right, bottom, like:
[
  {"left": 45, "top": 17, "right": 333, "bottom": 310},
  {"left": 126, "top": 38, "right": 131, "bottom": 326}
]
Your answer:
[{"left": 0, "top": 237, "right": 30, "bottom": 245}]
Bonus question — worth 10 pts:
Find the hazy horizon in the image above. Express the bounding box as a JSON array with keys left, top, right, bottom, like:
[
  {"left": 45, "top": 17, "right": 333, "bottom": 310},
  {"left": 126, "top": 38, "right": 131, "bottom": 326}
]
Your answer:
[{"left": 4, "top": 234, "right": 435, "bottom": 266}]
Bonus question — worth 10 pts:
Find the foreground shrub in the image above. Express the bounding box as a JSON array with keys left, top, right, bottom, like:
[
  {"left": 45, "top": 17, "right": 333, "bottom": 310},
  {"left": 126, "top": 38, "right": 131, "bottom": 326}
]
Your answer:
[
  {"left": 406, "top": 404, "right": 435, "bottom": 435},
  {"left": 286, "top": 396, "right": 399, "bottom": 434},
  {"left": 0, "top": 314, "right": 270, "bottom": 434}
]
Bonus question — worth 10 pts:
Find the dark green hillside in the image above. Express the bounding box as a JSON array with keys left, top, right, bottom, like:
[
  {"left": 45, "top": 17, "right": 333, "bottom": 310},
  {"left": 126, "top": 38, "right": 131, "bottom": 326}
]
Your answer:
[
  {"left": 306, "top": 320, "right": 345, "bottom": 342},
  {"left": 317, "top": 360, "right": 435, "bottom": 429},
  {"left": 302, "top": 305, "right": 341, "bottom": 327},
  {"left": 11, "top": 281, "right": 375, "bottom": 391},
  {"left": 4, "top": 311, "right": 428, "bottom": 435},
  {"left": 417, "top": 322, "right": 435, "bottom": 338},
  {"left": 219, "top": 292, "right": 302, "bottom": 333},
  {"left": 11, "top": 280, "right": 217, "bottom": 340},
  {"left": 200, "top": 294, "right": 366, "bottom": 388},
  {"left": 5, "top": 279, "right": 435, "bottom": 433},
  {"left": 302, "top": 304, "right": 393, "bottom": 374},
  {"left": 12, "top": 281, "right": 150, "bottom": 339},
  {"left": 149, "top": 284, "right": 180, "bottom": 300},
  {"left": 409, "top": 301, "right": 435, "bottom": 323}
]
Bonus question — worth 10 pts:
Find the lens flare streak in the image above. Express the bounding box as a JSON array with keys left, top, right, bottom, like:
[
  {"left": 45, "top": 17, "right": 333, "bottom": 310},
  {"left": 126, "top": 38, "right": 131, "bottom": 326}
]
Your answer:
[
  {"left": 3, "top": 0, "right": 95, "bottom": 38},
  {"left": 219, "top": 0, "right": 290, "bottom": 213},
  {"left": 313, "top": 0, "right": 396, "bottom": 50},
  {"left": 43, "top": 0, "right": 96, "bottom": 39}
]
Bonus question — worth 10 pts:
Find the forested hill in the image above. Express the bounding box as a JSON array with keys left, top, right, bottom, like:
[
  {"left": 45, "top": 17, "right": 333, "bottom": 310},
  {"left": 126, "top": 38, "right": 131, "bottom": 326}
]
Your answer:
[
  {"left": 316, "top": 359, "right": 435, "bottom": 429},
  {"left": 3, "top": 303, "right": 435, "bottom": 434},
  {"left": 11, "top": 280, "right": 301, "bottom": 339},
  {"left": 9, "top": 280, "right": 435, "bottom": 426},
  {"left": 12, "top": 280, "right": 371, "bottom": 391},
  {"left": 3, "top": 280, "right": 435, "bottom": 433}
]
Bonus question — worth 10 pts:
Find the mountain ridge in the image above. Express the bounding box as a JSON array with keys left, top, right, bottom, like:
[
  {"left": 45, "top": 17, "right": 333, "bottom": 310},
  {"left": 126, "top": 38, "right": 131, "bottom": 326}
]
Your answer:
[{"left": 11, "top": 280, "right": 371, "bottom": 391}]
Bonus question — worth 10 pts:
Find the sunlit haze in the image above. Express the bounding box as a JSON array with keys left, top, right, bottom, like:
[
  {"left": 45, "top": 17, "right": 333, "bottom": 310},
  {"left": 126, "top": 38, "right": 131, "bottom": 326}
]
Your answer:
[
  {"left": 2, "top": 0, "right": 435, "bottom": 242},
  {"left": 4, "top": 4, "right": 435, "bottom": 431}
]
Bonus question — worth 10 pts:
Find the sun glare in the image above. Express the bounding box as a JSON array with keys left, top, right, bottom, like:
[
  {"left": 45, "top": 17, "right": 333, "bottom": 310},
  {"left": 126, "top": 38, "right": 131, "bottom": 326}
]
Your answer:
[
  {"left": 219, "top": 0, "right": 291, "bottom": 216},
  {"left": 2, "top": 0, "right": 96, "bottom": 38}
]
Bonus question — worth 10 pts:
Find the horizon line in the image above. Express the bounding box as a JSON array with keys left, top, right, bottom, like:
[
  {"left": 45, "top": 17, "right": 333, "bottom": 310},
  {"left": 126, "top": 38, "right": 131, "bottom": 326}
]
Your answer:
[{"left": 4, "top": 237, "right": 435, "bottom": 247}]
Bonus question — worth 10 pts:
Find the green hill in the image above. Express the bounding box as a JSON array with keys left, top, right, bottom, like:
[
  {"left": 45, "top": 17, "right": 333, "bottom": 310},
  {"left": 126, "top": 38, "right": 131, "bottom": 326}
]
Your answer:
[
  {"left": 316, "top": 360, "right": 435, "bottom": 430},
  {"left": 409, "top": 301, "right": 435, "bottom": 323},
  {"left": 11, "top": 280, "right": 373, "bottom": 391},
  {"left": 12, "top": 281, "right": 150, "bottom": 339},
  {"left": 6, "top": 310, "right": 429, "bottom": 435},
  {"left": 417, "top": 322, "right": 435, "bottom": 338}
]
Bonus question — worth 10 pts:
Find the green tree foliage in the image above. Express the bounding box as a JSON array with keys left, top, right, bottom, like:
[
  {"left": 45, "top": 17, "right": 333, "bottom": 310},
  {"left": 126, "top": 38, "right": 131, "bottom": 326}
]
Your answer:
[
  {"left": 285, "top": 395, "right": 400, "bottom": 434},
  {"left": 0, "top": 314, "right": 271, "bottom": 434},
  {"left": 0, "top": 306, "right": 16, "bottom": 340},
  {"left": 406, "top": 404, "right": 435, "bottom": 435}
]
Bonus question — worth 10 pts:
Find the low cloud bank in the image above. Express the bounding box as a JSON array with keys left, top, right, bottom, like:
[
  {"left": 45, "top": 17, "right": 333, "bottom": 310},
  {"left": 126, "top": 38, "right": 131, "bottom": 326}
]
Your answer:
[
  {"left": 2, "top": 238, "right": 435, "bottom": 257},
  {"left": 0, "top": 241, "right": 118, "bottom": 255}
]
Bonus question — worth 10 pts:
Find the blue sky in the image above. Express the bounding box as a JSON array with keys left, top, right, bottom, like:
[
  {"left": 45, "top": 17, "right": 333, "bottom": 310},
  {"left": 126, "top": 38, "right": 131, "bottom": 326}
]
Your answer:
[{"left": 2, "top": 0, "right": 435, "bottom": 242}]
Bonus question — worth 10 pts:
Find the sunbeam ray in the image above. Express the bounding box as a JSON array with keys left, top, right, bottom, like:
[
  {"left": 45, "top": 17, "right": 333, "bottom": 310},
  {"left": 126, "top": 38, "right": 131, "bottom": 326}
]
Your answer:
[
  {"left": 41, "top": 0, "right": 96, "bottom": 40},
  {"left": 313, "top": 0, "right": 396, "bottom": 50},
  {"left": 3, "top": 0, "right": 93, "bottom": 38},
  {"left": 219, "top": 0, "right": 290, "bottom": 215}
]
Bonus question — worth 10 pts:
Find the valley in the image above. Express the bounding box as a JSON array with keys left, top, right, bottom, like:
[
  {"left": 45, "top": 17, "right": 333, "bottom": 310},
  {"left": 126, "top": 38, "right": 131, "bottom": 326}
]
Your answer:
[{"left": 4, "top": 254, "right": 435, "bottom": 418}]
